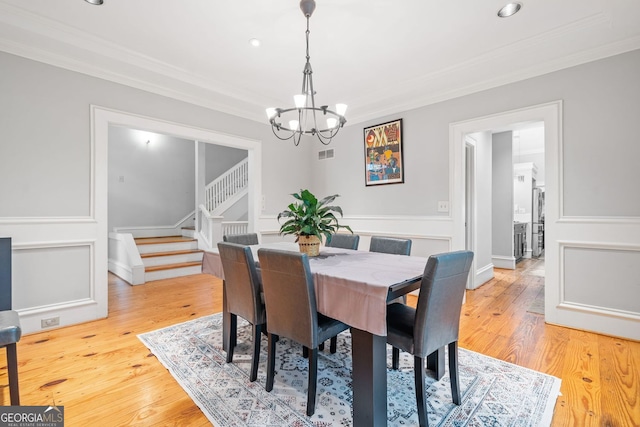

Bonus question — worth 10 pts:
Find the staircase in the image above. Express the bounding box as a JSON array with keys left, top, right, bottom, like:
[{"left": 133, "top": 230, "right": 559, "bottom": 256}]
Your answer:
[
  {"left": 205, "top": 159, "right": 248, "bottom": 215},
  {"left": 135, "top": 236, "right": 203, "bottom": 282},
  {"left": 196, "top": 158, "right": 249, "bottom": 250}
]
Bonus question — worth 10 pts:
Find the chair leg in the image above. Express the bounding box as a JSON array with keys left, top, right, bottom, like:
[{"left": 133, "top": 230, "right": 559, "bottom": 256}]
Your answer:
[
  {"left": 225, "top": 313, "right": 237, "bottom": 363},
  {"left": 307, "top": 348, "right": 318, "bottom": 416},
  {"left": 302, "top": 346, "right": 309, "bottom": 359},
  {"left": 249, "top": 324, "right": 262, "bottom": 382},
  {"left": 414, "top": 356, "right": 428, "bottom": 427},
  {"left": 6, "top": 344, "right": 19, "bottom": 406},
  {"left": 427, "top": 346, "right": 445, "bottom": 380},
  {"left": 266, "top": 333, "right": 278, "bottom": 392},
  {"left": 392, "top": 347, "right": 400, "bottom": 370},
  {"left": 330, "top": 336, "right": 338, "bottom": 354},
  {"left": 448, "top": 341, "right": 461, "bottom": 405}
]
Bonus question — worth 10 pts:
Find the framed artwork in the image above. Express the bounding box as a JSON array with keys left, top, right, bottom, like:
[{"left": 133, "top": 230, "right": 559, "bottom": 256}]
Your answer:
[{"left": 363, "top": 119, "right": 404, "bottom": 186}]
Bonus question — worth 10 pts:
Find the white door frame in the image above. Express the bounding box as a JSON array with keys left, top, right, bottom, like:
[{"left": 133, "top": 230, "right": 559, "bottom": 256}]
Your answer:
[
  {"left": 464, "top": 137, "right": 477, "bottom": 289},
  {"left": 92, "top": 105, "right": 262, "bottom": 306},
  {"left": 450, "top": 101, "right": 561, "bottom": 318}
]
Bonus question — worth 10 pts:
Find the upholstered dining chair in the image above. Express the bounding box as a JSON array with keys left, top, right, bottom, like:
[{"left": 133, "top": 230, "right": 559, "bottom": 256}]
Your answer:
[
  {"left": 386, "top": 250, "right": 473, "bottom": 427},
  {"left": 0, "top": 310, "right": 21, "bottom": 405},
  {"left": 370, "top": 236, "right": 412, "bottom": 304},
  {"left": 257, "top": 248, "right": 349, "bottom": 416},
  {"left": 217, "top": 242, "right": 266, "bottom": 382},
  {"left": 223, "top": 233, "right": 259, "bottom": 245},
  {"left": 326, "top": 233, "right": 360, "bottom": 250},
  {"left": 369, "top": 235, "right": 412, "bottom": 256}
]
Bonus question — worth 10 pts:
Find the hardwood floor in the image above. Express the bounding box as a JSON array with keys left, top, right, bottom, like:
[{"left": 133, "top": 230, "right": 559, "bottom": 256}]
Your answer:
[{"left": 2, "top": 259, "right": 638, "bottom": 426}]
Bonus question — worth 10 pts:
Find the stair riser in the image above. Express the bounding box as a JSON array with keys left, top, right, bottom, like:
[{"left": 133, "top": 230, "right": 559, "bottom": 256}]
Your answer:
[
  {"left": 145, "top": 266, "right": 203, "bottom": 282},
  {"left": 143, "top": 253, "right": 203, "bottom": 267},
  {"left": 181, "top": 229, "right": 196, "bottom": 238},
  {"left": 138, "top": 242, "right": 198, "bottom": 254}
]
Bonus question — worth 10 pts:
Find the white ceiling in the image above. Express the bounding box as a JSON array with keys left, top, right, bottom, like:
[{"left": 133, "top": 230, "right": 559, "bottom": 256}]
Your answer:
[{"left": 1, "top": 0, "right": 639, "bottom": 127}]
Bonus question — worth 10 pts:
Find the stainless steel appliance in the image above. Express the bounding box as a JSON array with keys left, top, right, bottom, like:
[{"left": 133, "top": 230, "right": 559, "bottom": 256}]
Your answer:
[{"left": 532, "top": 187, "right": 545, "bottom": 257}]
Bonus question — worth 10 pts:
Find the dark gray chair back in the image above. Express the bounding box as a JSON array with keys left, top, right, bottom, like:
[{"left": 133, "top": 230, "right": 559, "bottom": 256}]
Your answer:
[
  {"left": 258, "top": 248, "right": 349, "bottom": 416},
  {"left": 369, "top": 236, "right": 412, "bottom": 256},
  {"left": 0, "top": 238, "right": 11, "bottom": 311},
  {"left": 257, "top": 248, "right": 318, "bottom": 348},
  {"left": 223, "top": 233, "right": 259, "bottom": 245},
  {"left": 414, "top": 250, "right": 473, "bottom": 357},
  {"left": 217, "top": 242, "right": 264, "bottom": 325},
  {"left": 326, "top": 234, "right": 360, "bottom": 250}
]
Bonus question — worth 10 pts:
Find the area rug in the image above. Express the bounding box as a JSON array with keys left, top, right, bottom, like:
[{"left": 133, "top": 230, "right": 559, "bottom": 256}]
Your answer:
[{"left": 139, "top": 313, "right": 561, "bottom": 426}]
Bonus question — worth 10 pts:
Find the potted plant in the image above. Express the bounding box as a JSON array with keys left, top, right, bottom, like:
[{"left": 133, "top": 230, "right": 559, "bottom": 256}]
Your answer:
[{"left": 277, "top": 189, "right": 352, "bottom": 256}]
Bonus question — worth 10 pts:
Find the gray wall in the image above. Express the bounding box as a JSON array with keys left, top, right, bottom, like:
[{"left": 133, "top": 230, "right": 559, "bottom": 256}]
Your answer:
[
  {"left": 312, "top": 49, "right": 640, "bottom": 220},
  {"left": 0, "top": 51, "right": 309, "bottom": 221},
  {"left": 108, "top": 126, "right": 195, "bottom": 232},
  {"left": 492, "top": 132, "right": 513, "bottom": 259}
]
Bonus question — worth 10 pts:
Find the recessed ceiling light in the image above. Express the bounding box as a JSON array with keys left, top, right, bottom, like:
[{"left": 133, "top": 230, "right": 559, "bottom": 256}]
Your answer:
[
  {"left": 249, "top": 38, "right": 261, "bottom": 47},
  {"left": 497, "top": 2, "right": 522, "bottom": 18},
  {"left": 85, "top": 0, "right": 104, "bottom": 4}
]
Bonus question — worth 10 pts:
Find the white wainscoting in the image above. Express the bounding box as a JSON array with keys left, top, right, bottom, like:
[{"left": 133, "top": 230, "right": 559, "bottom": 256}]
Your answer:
[
  {"left": 551, "top": 240, "right": 640, "bottom": 340},
  {"left": 259, "top": 214, "right": 453, "bottom": 258},
  {"left": 1, "top": 222, "right": 108, "bottom": 334}
]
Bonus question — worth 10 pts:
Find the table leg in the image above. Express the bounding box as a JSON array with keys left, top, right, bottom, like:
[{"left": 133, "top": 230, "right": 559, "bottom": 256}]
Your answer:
[
  {"left": 222, "top": 280, "right": 230, "bottom": 352},
  {"left": 350, "top": 327, "right": 387, "bottom": 427},
  {"left": 427, "top": 346, "right": 445, "bottom": 380}
]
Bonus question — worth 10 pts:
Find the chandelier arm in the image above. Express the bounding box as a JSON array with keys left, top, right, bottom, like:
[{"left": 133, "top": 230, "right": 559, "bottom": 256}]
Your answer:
[
  {"left": 315, "top": 126, "right": 340, "bottom": 145},
  {"left": 273, "top": 107, "right": 344, "bottom": 133},
  {"left": 293, "top": 132, "right": 302, "bottom": 146},
  {"left": 270, "top": 125, "right": 296, "bottom": 142}
]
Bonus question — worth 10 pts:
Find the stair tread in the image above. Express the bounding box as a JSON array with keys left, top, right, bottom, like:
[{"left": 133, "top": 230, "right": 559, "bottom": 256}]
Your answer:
[
  {"left": 135, "top": 236, "right": 196, "bottom": 245},
  {"left": 140, "top": 249, "right": 203, "bottom": 258},
  {"left": 145, "top": 261, "right": 202, "bottom": 273}
]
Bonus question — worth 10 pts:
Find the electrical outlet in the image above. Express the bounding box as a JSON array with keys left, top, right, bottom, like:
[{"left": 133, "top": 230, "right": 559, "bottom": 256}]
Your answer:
[
  {"left": 438, "top": 201, "right": 449, "bottom": 213},
  {"left": 41, "top": 316, "right": 60, "bottom": 328}
]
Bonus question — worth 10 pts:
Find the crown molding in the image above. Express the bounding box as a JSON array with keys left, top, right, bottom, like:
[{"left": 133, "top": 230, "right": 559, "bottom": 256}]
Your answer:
[{"left": 1, "top": 3, "right": 639, "bottom": 127}]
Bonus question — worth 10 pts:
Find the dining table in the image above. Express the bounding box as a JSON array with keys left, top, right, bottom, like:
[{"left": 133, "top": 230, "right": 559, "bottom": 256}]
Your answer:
[{"left": 202, "top": 242, "right": 443, "bottom": 427}]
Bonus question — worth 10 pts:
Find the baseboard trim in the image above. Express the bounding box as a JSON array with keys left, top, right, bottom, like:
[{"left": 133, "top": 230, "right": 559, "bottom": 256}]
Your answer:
[{"left": 493, "top": 255, "right": 516, "bottom": 270}]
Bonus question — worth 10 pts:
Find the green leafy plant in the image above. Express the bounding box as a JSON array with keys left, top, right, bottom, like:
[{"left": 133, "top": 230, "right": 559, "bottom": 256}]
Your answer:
[{"left": 277, "top": 189, "right": 352, "bottom": 243}]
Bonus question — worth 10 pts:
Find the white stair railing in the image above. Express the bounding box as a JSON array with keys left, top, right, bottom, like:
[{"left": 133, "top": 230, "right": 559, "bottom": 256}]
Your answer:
[
  {"left": 205, "top": 158, "right": 248, "bottom": 213},
  {"left": 197, "top": 204, "right": 223, "bottom": 251},
  {"left": 222, "top": 221, "right": 249, "bottom": 237}
]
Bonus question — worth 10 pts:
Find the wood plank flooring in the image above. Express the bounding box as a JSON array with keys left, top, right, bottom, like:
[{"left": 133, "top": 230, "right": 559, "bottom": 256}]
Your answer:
[{"left": 2, "top": 258, "right": 638, "bottom": 426}]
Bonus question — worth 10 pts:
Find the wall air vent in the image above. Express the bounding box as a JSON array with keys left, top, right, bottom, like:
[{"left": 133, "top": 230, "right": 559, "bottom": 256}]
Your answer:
[{"left": 318, "top": 149, "right": 335, "bottom": 160}]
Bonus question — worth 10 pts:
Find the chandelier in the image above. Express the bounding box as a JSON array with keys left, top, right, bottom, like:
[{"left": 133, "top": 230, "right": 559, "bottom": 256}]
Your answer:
[{"left": 266, "top": 0, "right": 347, "bottom": 146}]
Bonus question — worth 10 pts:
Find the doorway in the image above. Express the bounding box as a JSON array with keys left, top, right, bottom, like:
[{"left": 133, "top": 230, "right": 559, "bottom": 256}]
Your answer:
[
  {"left": 449, "top": 101, "right": 561, "bottom": 320},
  {"left": 92, "top": 106, "right": 263, "bottom": 311}
]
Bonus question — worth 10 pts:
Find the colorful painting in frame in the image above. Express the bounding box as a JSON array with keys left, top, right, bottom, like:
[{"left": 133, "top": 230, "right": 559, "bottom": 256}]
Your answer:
[{"left": 364, "top": 119, "right": 404, "bottom": 186}]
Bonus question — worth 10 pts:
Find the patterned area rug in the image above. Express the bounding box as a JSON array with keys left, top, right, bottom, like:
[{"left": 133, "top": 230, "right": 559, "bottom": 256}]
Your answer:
[{"left": 139, "top": 313, "right": 561, "bottom": 426}]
